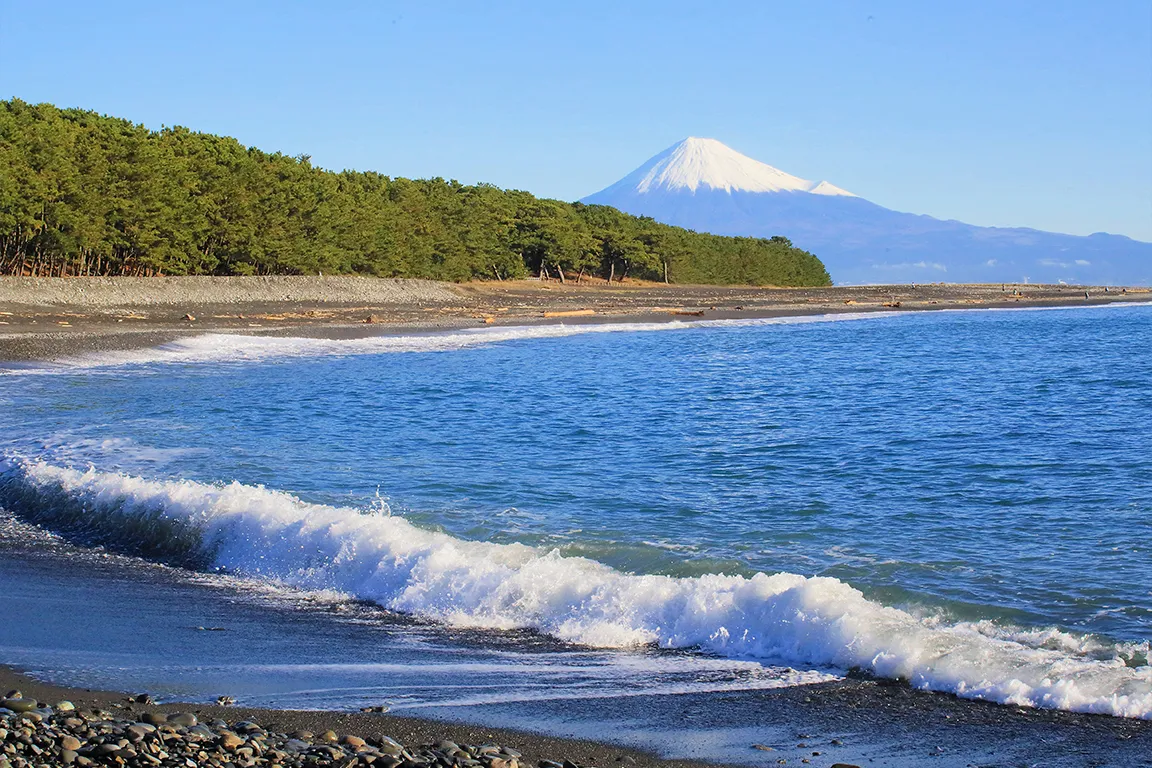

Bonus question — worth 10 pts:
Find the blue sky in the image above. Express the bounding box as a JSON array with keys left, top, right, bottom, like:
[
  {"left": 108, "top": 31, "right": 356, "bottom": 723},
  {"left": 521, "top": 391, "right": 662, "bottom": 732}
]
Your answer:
[{"left": 3, "top": 1, "right": 1150, "bottom": 240}]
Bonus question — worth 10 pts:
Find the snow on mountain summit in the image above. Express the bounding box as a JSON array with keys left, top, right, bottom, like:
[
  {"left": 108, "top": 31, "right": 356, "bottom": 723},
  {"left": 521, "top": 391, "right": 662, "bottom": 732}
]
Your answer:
[
  {"left": 599, "top": 137, "right": 856, "bottom": 197},
  {"left": 808, "top": 180, "right": 856, "bottom": 197},
  {"left": 581, "top": 138, "right": 1151, "bottom": 286}
]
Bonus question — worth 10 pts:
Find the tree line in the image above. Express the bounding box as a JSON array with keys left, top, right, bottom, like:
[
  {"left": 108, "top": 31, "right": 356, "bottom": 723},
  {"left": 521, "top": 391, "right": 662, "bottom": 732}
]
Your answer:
[{"left": 0, "top": 99, "right": 831, "bottom": 286}]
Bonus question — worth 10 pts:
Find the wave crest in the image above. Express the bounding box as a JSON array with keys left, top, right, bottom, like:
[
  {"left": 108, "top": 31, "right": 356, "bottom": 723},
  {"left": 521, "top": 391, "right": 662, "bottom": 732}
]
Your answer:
[{"left": 1, "top": 457, "right": 1149, "bottom": 719}]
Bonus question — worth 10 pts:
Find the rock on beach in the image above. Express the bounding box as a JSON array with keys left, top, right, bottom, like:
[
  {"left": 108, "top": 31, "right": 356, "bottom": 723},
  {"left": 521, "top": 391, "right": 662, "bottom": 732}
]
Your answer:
[{"left": 0, "top": 700, "right": 582, "bottom": 768}]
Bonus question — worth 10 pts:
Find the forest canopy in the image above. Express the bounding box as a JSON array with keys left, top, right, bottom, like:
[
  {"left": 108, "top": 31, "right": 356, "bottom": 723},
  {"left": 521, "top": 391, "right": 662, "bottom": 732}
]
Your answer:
[{"left": 0, "top": 100, "right": 831, "bottom": 286}]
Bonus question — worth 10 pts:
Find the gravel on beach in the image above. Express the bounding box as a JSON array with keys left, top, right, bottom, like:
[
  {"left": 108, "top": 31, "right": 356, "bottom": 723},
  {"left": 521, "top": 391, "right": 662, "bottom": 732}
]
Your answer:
[
  {"left": 0, "top": 277, "right": 462, "bottom": 308},
  {"left": 0, "top": 694, "right": 542, "bottom": 768},
  {"left": 0, "top": 669, "right": 733, "bottom": 768},
  {"left": 2, "top": 276, "right": 1148, "bottom": 365}
]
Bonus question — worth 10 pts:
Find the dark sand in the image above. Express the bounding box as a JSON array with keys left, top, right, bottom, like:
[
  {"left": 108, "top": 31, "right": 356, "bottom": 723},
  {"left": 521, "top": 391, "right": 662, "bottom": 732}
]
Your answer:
[
  {"left": 3, "top": 277, "right": 1151, "bottom": 766},
  {"left": 1, "top": 276, "right": 1147, "bottom": 362},
  {"left": 5, "top": 661, "right": 1152, "bottom": 768},
  {"left": 0, "top": 665, "right": 722, "bottom": 768}
]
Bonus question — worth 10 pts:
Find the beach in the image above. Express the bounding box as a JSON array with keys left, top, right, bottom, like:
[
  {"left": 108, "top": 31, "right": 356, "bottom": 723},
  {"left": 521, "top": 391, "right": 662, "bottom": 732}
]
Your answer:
[
  {"left": 2, "top": 277, "right": 1151, "bottom": 768},
  {"left": 0, "top": 664, "right": 725, "bottom": 768},
  {"left": 1, "top": 276, "right": 1146, "bottom": 362},
  {"left": 4, "top": 656, "right": 1151, "bottom": 768}
]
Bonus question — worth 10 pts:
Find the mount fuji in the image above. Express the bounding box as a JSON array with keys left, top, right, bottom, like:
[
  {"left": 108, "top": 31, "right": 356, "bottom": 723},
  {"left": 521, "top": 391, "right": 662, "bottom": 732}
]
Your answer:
[{"left": 581, "top": 138, "right": 1151, "bottom": 286}]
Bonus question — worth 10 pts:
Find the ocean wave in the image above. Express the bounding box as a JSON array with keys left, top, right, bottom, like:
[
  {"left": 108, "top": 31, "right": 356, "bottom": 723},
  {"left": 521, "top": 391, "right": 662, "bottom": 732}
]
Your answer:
[
  {"left": 1, "top": 457, "right": 1149, "bottom": 719},
  {"left": 4, "top": 312, "right": 898, "bottom": 373},
  {"left": 7, "top": 301, "right": 1151, "bottom": 375}
]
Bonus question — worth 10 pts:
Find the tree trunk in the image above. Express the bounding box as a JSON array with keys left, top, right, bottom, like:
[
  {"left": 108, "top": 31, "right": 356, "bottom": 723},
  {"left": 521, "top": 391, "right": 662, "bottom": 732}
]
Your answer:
[
  {"left": 608, "top": 262, "right": 615, "bottom": 284},
  {"left": 555, "top": 264, "right": 566, "bottom": 284},
  {"left": 491, "top": 264, "right": 503, "bottom": 281},
  {"left": 663, "top": 260, "right": 669, "bottom": 284}
]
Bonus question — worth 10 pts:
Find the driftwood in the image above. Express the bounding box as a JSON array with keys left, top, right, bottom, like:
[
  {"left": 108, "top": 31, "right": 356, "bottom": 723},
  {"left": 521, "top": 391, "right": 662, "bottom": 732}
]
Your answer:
[{"left": 543, "top": 309, "right": 596, "bottom": 318}]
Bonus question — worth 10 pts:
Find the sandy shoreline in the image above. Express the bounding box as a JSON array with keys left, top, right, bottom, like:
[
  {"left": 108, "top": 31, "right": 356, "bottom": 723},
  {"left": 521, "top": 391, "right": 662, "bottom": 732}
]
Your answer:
[{"left": 1, "top": 276, "right": 1148, "bottom": 363}]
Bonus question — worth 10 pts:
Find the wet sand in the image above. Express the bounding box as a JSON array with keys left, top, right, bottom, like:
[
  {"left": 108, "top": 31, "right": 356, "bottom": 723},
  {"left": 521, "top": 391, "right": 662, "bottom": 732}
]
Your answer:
[
  {"left": 1, "top": 277, "right": 1147, "bottom": 362},
  {"left": 0, "top": 664, "right": 723, "bottom": 768},
  {"left": 5, "top": 660, "right": 1151, "bottom": 768},
  {"left": 3, "top": 277, "right": 1151, "bottom": 766}
]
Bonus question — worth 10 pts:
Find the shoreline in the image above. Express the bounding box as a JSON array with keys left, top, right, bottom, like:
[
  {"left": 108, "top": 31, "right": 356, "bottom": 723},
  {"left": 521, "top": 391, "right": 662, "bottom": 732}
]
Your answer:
[
  {"left": 6, "top": 657, "right": 1152, "bottom": 768},
  {"left": 2, "top": 528, "right": 1150, "bottom": 767},
  {"left": 0, "top": 664, "right": 724, "bottom": 768},
  {"left": 1, "top": 277, "right": 1148, "bottom": 363},
  {"left": 5, "top": 276, "right": 1152, "bottom": 766}
]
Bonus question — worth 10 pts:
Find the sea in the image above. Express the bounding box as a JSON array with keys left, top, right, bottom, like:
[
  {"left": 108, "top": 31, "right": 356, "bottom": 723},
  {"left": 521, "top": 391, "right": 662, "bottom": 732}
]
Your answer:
[{"left": 1, "top": 303, "right": 1150, "bottom": 765}]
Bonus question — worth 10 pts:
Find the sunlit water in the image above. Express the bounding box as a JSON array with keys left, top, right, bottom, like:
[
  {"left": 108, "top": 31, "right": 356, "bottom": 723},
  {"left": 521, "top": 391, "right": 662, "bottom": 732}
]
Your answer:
[{"left": 1, "top": 304, "right": 1150, "bottom": 749}]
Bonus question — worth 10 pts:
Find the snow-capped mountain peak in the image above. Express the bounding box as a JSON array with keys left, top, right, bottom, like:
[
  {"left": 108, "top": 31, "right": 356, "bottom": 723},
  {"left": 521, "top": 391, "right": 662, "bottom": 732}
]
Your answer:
[
  {"left": 601, "top": 137, "right": 856, "bottom": 197},
  {"left": 580, "top": 138, "right": 1150, "bottom": 286}
]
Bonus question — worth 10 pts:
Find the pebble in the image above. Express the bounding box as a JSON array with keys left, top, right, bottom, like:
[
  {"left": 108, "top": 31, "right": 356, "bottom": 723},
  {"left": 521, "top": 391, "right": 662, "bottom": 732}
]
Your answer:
[
  {"left": 0, "top": 700, "right": 36, "bottom": 714},
  {"left": 188, "top": 724, "right": 216, "bottom": 739},
  {"left": 0, "top": 699, "right": 587, "bottom": 768},
  {"left": 377, "top": 735, "right": 404, "bottom": 755},
  {"left": 127, "top": 723, "right": 155, "bottom": 740}
]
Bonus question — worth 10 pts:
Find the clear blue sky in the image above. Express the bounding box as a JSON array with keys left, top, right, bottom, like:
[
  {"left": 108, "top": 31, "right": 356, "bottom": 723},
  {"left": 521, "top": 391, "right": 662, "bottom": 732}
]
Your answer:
[{"left": 3, "top": 1, "right": 1150, "bottom": 240}]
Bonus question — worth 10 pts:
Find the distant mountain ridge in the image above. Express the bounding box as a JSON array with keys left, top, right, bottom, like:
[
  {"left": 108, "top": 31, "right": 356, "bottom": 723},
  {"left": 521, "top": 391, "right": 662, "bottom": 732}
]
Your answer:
[{"left": 582, "top": 139, "right": 1151, "bottom": 286}]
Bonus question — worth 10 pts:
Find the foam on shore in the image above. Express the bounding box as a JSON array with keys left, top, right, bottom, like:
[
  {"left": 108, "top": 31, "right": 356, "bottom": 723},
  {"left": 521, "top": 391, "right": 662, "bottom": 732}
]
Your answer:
[
  {"left": 0, "top": 312, "right": 901, "bottom": 373},
  {"left": 8, "top": 300, "right": 1151, "bottom": 375},
  {"left": 1, "top": 458, "right": 1149, "bottom": 719}
]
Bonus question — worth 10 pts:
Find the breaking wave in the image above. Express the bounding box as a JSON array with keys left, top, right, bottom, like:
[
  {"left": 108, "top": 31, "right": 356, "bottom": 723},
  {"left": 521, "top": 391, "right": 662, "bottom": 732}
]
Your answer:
[
  {"left": 1, "top": 457, "right": 1149, "bottom": 719},
  {"left": 4, "top": 313, "right": 897, "bottom": 372}
]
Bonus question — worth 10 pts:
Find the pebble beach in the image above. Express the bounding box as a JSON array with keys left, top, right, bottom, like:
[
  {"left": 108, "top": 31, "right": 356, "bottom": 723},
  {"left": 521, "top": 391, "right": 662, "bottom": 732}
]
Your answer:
[
  {"left": 0, "top": 667, "right": 732, "bottom": 768},
  {"left": 1, "top": 276, "right": 1147, "bottom": 363},
  {"left": 3, "top": 277, "right": 1151, "bottom": 768}
]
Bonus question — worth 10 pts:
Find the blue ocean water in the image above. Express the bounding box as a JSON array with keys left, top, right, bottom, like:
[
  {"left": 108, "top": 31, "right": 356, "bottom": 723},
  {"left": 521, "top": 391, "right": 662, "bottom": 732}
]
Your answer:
[{"left": 1, "top": 304, "right": 1150, "bottom": 727}]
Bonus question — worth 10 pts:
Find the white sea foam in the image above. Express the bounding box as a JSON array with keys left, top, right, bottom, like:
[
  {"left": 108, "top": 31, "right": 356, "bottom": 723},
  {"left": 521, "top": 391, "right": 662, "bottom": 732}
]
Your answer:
[
  {"left": 2, "top": 458, "right": 1149, "bottom": 719},
  {"left": 3, "top": 312, "right": 899, "bottom": 373},
  {"left": 8, "top": 301, "right": 1150, "bottom": 375}
]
